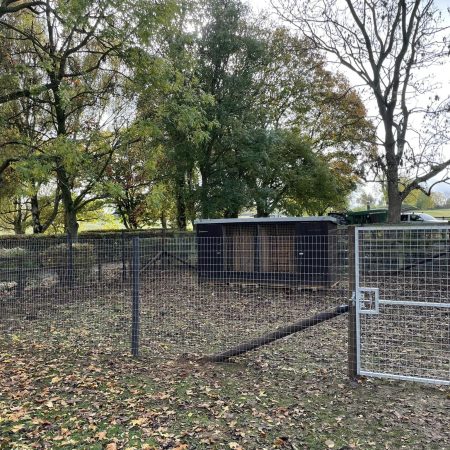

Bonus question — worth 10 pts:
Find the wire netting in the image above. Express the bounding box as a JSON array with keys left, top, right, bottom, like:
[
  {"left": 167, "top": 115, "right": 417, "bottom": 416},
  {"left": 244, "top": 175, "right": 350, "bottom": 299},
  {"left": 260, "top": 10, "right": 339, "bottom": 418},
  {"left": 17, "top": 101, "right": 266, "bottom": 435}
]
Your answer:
[
  {"left": 1, "top": 226, "right": 448, "bottom": 384},
  {"left": 357, "top": 227, "right": 450, "bottom": 383}
]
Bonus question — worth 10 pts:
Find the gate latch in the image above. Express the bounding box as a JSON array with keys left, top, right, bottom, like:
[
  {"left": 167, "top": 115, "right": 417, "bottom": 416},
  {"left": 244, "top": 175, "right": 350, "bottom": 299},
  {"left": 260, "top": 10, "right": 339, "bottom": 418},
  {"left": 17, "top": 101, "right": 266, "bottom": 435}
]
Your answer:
[{"left": 357, "top": 287, "right": 380, "bottom": 315}]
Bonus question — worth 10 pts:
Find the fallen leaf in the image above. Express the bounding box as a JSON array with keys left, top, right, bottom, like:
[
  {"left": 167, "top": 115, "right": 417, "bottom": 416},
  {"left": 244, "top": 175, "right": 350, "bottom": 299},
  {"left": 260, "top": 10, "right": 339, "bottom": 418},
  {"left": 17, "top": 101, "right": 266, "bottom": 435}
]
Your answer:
[
  {"left": 228, "top": 443, "right": 243, "bottom": 450},
  {"left": 274, "top": 437, "right": 289, "bottom": 447},
  {"left": 130, "top": 417, "right": 148, "bottom": 426}
]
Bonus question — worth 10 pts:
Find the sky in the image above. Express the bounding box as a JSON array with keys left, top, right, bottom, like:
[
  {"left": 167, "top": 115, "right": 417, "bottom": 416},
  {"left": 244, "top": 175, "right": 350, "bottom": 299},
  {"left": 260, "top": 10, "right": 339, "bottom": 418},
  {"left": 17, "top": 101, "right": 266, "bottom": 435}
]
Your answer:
[{"left": 245, "top": 0, "right": 450, "bottom": 200}]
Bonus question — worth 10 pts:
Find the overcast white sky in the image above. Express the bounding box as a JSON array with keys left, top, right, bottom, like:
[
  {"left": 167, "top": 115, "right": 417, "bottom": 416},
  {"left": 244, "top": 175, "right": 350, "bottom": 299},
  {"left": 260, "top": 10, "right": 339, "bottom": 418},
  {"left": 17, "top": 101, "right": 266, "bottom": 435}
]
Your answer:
[{"left": 245, "top": 0, "right": 450, "bottom": 199}]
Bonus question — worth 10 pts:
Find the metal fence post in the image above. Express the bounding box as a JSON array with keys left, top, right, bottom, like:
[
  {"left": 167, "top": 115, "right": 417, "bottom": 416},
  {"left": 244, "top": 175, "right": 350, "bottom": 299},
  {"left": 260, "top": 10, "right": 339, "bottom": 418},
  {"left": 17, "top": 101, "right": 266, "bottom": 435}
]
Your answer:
[
  {"left": 131, "top": 236, "right": 140, "bottom": 357},
  {"left": 347, "top": 226, "right": 358, "bottom": 380}
]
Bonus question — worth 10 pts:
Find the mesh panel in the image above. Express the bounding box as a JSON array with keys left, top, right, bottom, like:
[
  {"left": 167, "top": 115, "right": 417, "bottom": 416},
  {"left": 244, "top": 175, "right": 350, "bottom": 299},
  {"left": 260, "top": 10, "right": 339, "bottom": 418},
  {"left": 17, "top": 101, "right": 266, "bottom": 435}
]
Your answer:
[{"left": 357, "top": 226, "right": 450, "bottom": 383}]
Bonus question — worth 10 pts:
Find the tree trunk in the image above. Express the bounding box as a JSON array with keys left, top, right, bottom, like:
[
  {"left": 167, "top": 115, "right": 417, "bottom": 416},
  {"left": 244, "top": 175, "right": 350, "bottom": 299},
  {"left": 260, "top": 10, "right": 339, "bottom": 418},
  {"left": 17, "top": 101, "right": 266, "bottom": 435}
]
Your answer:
[
  {"left": 255, "top": 197, "right": 270, "bottom": 218},
  {"left": 385, "top": 140, "right": 402, "bottom": 223},
  {"left": 223, "top": 209, "right": 239, "bottom": 218},
  {"left": 381, "top": 117, "right": 402, "bottom": 223},
  {"left": 64, "top": 207, "right": 79, "bottom": 237},
  {"left": 256, "top": 208, "right": 270, "bottom": 218},
  {"left": 387, "top": 188, "right": 402, "bottom": 223},
  {"left": 175, "top": 175, "right": 187, "bottom": 230},
  {"left": 13, "top": 199, "right": 26, "bottom": 235},
  {"left": 57, "top": 166, "right": 79, "bottom": 237},
  {"left": 160, "top": 211, "right": 167, "bottom": 230},
  {"left": 30, "top": 194, "right": 44, "bottom": 234},
  {"left": 199, "top": 168, "right": 211, "bottom": 219},
  {"left": 176, "top": 193, "right": 187, "bottom": 230}
]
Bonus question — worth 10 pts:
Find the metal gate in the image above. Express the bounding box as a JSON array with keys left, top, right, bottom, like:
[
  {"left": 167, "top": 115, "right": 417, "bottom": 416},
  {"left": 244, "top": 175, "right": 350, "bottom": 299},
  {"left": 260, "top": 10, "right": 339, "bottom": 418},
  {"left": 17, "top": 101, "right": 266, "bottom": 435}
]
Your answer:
[{"left": 355, "top": 226, "right": 450, "bottom": 385}]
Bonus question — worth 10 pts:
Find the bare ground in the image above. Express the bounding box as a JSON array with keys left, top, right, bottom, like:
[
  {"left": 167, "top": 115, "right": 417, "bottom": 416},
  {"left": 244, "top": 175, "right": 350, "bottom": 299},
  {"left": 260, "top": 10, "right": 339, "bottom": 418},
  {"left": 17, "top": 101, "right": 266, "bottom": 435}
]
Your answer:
[{"left": 0, "top": 268, "right": 449, "bottom": 449}]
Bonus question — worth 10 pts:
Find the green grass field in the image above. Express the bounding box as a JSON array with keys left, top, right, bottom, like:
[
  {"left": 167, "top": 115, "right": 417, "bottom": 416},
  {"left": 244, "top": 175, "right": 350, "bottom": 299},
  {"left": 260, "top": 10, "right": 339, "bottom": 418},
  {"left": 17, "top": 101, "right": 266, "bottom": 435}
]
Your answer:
[{"left": 422, "top": 209, "right": 450, "bottom": 218}]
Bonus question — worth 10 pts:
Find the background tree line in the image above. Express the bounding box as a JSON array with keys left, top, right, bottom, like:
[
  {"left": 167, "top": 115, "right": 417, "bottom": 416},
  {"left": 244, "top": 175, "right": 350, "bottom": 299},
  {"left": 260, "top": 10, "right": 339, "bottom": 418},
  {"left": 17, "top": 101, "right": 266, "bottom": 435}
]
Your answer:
[{"left": 7, "top": 0, "right": 445, "bottom": 234}]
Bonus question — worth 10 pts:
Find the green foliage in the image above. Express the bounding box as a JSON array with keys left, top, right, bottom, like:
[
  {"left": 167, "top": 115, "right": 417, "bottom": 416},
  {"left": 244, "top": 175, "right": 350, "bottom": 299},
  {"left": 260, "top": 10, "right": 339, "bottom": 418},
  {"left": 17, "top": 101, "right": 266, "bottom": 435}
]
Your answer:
[
  {"left": 0, "top": 0, "right": 375, "bottom": 231},
  {"left": 149, "top": 0, "right": 370, "bottom": 221},
  {"left": 403, "top": 189, "right": 446, "bottom": 211},
  {"left": 0, "top": 247, "right": 36, "bottom": 271},
  {"left": 242, "top": 130, "right": 355, "bottom": 217}
]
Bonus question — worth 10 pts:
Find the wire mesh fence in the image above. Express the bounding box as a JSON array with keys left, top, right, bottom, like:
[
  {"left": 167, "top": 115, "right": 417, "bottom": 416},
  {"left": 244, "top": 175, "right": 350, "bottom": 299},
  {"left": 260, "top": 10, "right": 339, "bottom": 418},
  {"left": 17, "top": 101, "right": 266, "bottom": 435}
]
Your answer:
[
  {"left": 0, "top": 235, "right": 132, "bottom": 352},
  {"left": 0, "top": 231, "right": 349, "bottom": 360},
  {"left": 0, "top": 226, "right": 449, "bottom": 384},
  {"left": 356, "top": 226, "right": 450, "bottom": 384},
  {"left": 139, "top": 231, "right": 349, "bottom": 360}
]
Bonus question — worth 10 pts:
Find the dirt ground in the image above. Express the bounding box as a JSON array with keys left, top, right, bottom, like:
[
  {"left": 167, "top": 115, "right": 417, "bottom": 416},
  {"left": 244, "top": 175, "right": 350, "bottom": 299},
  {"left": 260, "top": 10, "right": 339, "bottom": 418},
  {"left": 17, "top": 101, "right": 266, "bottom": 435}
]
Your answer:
[
  {"left": 0, "top": 268, "right": 449, "bottom": 449},
  {"left": 1, "top": 333, "right": 449, "bottom": 450}
]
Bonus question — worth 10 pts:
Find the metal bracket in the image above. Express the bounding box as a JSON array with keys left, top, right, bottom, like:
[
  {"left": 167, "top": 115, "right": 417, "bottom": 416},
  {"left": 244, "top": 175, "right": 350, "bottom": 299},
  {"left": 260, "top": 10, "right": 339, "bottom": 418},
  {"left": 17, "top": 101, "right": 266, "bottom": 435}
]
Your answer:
[
  {"left": 351, "top": 291, "right": 356, "bottom": 305},
  {"left": 357, "top": 287, "right": 380, "bottom": 315}
]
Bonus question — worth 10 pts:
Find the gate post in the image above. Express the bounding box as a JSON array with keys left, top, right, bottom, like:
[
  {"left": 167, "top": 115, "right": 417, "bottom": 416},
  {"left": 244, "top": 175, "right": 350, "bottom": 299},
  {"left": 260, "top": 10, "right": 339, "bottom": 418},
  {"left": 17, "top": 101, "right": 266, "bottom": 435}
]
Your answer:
[
  {"left": 347, "top": 226, "right": 358, "bottom": 379},
  {"left": 131, "top": 236, "right": 140, "bottom": 357}
]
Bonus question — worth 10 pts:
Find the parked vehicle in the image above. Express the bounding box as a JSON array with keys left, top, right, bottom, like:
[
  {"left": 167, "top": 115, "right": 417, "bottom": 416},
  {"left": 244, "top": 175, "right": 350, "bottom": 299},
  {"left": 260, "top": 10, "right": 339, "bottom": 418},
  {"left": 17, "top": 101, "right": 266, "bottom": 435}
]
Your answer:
[
  {"left": 328, "top": 209, "right": 449, "bottom": 225},
  {"left": 400, "top": 212, "right": 448, "bottom": 223}
]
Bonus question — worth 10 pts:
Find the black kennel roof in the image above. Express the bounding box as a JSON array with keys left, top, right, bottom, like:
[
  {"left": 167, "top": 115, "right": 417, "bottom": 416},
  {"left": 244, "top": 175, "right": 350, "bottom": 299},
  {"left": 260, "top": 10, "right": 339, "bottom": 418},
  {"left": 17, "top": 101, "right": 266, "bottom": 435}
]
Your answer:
[{"left": 194, "top": 216, "right": 338, "bottom": 225}]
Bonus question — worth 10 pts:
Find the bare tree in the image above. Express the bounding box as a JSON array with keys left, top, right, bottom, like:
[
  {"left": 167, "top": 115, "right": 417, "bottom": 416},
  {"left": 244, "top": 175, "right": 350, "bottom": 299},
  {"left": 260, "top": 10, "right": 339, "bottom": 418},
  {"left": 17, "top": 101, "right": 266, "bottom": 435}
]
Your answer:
[{"left": 273, "top": 0, "right": 450, "bottom": 222}]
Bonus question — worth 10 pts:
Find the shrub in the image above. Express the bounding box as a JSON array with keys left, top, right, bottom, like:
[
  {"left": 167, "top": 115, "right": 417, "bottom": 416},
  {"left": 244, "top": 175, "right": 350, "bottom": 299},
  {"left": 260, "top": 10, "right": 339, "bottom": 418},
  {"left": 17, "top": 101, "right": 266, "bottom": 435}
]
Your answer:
[{"left": 0, "top": 247, "right": 34, "bottom": 271}]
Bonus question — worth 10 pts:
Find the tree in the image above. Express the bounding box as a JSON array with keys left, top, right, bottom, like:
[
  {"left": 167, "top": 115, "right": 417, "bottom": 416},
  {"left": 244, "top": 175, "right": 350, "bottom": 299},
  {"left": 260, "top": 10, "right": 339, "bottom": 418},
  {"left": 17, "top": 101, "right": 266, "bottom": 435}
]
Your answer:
[
  {"left": 0, "top": 2, "right": 51, "bottom": 106},
  {"left": 170, "top": 0, "right": 367, "bottom": 219},
  {"left": 0, "top": 1, "right": 44, "bottom": 17},
  {"left": 0, "top": 158, "right": 59, "bottom": 235},
  {"left": 105, "top": 136, "right": 166, "bottom": 229},
  {"left": 1, "top": 1, "right": 176, "bottom": 235},
  {"left": 273, "top": 0, "right": 450, "bottom": 222},
  {"left": 0, "top": 72, "right": 61, "bottom": 233},
  {"left": 0, "top": 1, "right": 147, "bottom": 235},
  {"left": 0, "top": 1, "right": 123, "bottom": 235},
  {"left": 403, "top": 188, "right": 446, "bottom": 210},
  {"left": 356, "top": 191, "right": 378, "bottom": 210},
  {"left": 239, "top": 129, "right": 356, "bottom": 217},
  {"left": 234, "top": 25, "right": 368, "bottom": 217},
  {"left": 193, "top": 0, "right": 268, "bottom": 218},
  {"left": 0, "top": 170, "right": 31, "bottom": 234},
  {"left": 123, "top": 0, "right": 209, "bottom": 229}
]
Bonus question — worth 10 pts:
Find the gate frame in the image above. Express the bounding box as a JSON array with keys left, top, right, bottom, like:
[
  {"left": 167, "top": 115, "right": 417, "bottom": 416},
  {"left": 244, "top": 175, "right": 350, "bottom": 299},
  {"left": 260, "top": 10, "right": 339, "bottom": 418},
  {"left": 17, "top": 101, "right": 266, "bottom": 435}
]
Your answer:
[{"left": 351, "top": 224, "right": 450, "bottom": 385}]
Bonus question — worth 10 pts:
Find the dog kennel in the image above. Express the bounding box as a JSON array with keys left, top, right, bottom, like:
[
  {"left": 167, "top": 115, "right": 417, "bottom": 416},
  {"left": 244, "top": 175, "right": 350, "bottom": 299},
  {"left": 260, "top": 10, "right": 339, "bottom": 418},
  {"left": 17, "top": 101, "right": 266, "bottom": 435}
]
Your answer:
[{"left": 195, "top": 217, "right": 338, "bottom": 285}]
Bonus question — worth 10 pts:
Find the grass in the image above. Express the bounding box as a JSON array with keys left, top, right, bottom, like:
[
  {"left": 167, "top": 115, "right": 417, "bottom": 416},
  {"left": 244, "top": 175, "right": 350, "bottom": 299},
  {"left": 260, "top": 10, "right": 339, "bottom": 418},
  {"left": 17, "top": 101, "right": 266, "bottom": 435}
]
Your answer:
[
  {"left": 0, "top": 335, "right": 449, "bottom": 450},
  {"left": 421, "top": 208, "right": 450, "bottom": 218},
  {"left": 0, "top": 264, "right": 449, "bottom": 449}
]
